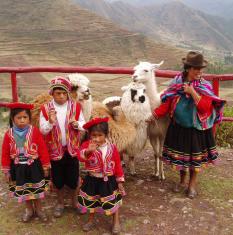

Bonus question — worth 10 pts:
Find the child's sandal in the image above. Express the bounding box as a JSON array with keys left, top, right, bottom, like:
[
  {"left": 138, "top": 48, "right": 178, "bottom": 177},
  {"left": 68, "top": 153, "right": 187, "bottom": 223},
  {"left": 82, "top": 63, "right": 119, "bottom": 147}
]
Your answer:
[
  {"left": 82, "top": 221, "right": 95, "bottom": 232},
  {"left": 173, "top": 183, "right": 186, "bottom": 193},
  {"left": 36, "top": 210, "right": 48, "bottom": 222},
  {"left": 187, "top": 188, "right": 197, "bottom": 199},
  {"left": 53, "top": 205, "right": 64, "bottom": 218}
]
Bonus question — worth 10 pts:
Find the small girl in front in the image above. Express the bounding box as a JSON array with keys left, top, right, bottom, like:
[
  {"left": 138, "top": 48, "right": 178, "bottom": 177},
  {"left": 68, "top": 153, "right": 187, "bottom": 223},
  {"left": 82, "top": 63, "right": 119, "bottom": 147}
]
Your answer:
[
  {"left": 1, "top": 102, "right": 50, "bottom": 222},
  {"left": 77, "top": 117, "right": 125, "bottom": 234}
]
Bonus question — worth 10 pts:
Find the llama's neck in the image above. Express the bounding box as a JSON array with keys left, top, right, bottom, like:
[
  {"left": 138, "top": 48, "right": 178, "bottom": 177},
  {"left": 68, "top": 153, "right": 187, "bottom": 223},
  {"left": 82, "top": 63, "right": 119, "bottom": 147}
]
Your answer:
[
  {"left": 79, "top": 96, "right": 93, "bottom": 121},
  {"left": 146, "top": 74, "right": 160, "bottom": 109}
]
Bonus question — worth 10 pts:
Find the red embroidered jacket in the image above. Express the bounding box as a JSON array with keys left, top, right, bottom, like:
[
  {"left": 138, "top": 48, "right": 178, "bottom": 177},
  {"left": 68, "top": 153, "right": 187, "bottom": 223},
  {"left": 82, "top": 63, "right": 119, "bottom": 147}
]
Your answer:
[
  {"left": 1, "top": 126, "right": 50, "bottom": 174},
  {"left": 41, "top": 100, "right": 81, "bottom": 161},
  {"left": 78, "top": 141, "right": 125, "bottom": 182},
  {"left": 153, "top": 95, "right": 213, "bottom": 119}
]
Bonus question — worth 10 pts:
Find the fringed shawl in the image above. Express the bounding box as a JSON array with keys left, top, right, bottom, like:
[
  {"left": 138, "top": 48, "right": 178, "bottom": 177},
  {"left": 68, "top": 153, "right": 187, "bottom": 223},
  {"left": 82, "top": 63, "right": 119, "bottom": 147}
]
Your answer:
[{"left": 161, "top": 74, "right": 226, "bottom": 125}]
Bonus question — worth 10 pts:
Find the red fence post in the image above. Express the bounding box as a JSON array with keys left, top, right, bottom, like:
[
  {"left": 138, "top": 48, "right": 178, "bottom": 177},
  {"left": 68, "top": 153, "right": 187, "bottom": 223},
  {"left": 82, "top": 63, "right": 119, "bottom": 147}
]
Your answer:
[
  {"left": 212, "top": 77, "right": 219, "bottom": 96},
  {"left": 11, "top": 72, "right": 18, "bottom": 102}
]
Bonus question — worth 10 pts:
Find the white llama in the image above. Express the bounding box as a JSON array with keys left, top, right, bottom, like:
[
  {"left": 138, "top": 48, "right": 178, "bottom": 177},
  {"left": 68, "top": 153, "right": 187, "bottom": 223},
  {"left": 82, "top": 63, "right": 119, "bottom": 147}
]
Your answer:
[
  {"left": 67, "top": 73, "right": 92, "bottom": 121},
  {"left": 100, "top": 82, "right": 152, "bottom": 175},
  {"left": 132, "top": 61, "right": 169, "bottom": 180}
]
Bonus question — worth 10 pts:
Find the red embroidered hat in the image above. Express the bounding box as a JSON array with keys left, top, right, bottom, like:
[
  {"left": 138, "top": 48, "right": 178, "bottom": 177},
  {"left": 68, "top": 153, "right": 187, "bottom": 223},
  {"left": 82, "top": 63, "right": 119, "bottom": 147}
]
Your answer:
[
  {"left": 83, "top": 117, "right": 109, "bottom": 130},
  {"left": 49, "top": 76, "right": 72, "bottom": 94},
  {"left": 5, "top": 102, "right": 34, "bottom": 110}
]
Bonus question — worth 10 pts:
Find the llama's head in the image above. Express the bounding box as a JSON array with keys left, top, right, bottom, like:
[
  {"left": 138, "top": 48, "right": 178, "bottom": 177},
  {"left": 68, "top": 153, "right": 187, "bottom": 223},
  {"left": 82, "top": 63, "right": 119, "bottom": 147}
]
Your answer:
[
  {"left": 121, "top": 82, "right": 151, "bottom": 123},
  {"left": 121, "top": 82, "right": 147, "bottom": 104},
  {"left": 67, "top": 73, "right": 91, "bottom": 101},
  {"left": 132, "top": 61, "right": 164, "bottom": 83}
]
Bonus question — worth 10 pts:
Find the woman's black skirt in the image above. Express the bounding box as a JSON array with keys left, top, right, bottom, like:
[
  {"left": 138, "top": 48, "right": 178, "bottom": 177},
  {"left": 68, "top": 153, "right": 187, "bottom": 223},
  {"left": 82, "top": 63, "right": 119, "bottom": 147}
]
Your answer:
[
  {"left": 77, "top": 175, "right": 122, "bottom": 215},
  {"left": 9, "top": 159, "right": 49, "bottom": 202},
  {"left": 162, "top": 122, "right": 219, "bottom": 172}
]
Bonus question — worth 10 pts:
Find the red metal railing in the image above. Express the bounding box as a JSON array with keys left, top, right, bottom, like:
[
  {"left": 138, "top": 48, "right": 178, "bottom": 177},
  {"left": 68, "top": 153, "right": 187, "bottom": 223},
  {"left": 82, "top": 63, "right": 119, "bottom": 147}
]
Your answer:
[{"left": 0, "top": 66, "right": 233, "bottom": 122}]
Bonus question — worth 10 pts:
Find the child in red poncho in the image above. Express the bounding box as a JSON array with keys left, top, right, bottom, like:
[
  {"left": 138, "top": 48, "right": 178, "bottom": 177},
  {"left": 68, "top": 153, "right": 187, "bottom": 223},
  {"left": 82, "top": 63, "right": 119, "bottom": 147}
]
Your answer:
[{"left": 1, "top": 102, "right": 50, "bottom": 222}]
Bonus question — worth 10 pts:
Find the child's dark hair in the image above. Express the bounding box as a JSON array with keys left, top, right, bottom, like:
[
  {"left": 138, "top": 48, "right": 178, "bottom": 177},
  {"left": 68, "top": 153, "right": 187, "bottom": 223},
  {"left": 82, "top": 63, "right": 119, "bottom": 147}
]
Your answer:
[
  {"left": 9, "top": 108, "right": 31, "bottom": 127},
  {"left": 52, "top": 87, "right": 67, "bottom": 94},
  {"left": 89, "top": 122, "right": 109, "bottom": 136}
]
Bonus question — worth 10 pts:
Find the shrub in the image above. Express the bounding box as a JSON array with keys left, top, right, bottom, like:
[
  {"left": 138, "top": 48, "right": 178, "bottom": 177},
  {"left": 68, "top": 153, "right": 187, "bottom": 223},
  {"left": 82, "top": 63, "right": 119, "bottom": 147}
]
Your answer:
[
  {"left": 216, "top": 106, "right": 233, "bottom": 147},
  {"left": 0, "top": 107, "right": 9, "bottom": 127}
]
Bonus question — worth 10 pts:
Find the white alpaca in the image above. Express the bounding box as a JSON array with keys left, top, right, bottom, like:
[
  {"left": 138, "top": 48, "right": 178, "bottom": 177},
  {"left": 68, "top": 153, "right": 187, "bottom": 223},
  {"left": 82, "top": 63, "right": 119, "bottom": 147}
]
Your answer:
[
  {"left": 67, "top": 73, "right": 92, "bottom": 121},
  {"left": 101, "top": 82, "right": 152, "bottom": 175},
  {"left": 132, "top": 61, "right": 169, "bottom": 180},
  {"left": 121, "top": 82, "right": 152, "bottom": 175}
]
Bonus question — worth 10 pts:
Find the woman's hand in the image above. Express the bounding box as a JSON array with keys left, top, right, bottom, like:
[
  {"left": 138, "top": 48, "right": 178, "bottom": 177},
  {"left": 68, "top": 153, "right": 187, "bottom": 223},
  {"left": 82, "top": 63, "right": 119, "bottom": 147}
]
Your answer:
[
  {"left": 183, "top": 84, "right": 196, "bottom": 95},
  {"left": 183, "top": 84, "right": 201, "bottom": 103},
  {"left": 146, "top": 115, "right": 158, "bottom": 128},
  {"left": 146, "top": 115, "right": 157, "bottom": 124}
]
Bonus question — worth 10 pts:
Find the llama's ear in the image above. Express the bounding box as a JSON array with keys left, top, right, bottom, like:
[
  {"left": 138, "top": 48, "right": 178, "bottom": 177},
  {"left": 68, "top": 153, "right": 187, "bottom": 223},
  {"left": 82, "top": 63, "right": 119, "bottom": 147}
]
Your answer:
[
  {"left": 121, "top": 85, "right": 129, "bottom": 91},
  {"left": 151, "top": 60, "right": 164, "bottom": 69}
]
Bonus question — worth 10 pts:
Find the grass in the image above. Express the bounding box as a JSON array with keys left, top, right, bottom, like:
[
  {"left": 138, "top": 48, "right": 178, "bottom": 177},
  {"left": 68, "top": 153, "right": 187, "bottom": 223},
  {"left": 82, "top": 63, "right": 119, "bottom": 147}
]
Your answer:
[
  {"left": 0, "top": 194, "right": 92, "bottom": 235},
  {"left": 163, "top": 162, "right": 233, "bottom": 204},
  {"left": 200, "top": 170, "right": 233, "bottom": 201},
  {"left": 216, "top": 105, "right": 233, "bottom": 147}
]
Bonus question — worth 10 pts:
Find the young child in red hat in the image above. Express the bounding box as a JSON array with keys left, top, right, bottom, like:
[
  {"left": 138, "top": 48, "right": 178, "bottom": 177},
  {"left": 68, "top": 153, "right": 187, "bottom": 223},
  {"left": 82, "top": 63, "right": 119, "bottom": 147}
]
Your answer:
[
  {"left": 39, "top": 76, "right": 86, "bottom": 217},
  {"left": 1, "top": 102, "right": 50, "bottom": 222},
  {"left": 77, "top": 117, "right": 125, "bottom": 234}
]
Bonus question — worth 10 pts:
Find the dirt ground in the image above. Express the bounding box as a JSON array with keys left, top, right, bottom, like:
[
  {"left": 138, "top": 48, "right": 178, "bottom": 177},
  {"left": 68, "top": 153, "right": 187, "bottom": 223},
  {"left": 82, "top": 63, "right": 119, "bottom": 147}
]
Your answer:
[
  {"left": 0, "top": 73, "right": 233, "bottom": 234},
  {"left": 0, "top": 136, "right": 233, "bottom": 235}
]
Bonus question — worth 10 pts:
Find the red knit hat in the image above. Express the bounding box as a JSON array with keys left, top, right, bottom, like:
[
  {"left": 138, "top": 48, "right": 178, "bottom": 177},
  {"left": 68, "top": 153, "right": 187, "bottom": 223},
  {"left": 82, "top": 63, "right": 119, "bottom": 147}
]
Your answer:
[
  {"left": 83, "top": 117, "right": 109, "bottom": 130},
  {"left": 49, "top": 76, "right": 71, "bottom": 94},
  {"left": 5, "top": 102, "right": 34, "bottom": 110}
]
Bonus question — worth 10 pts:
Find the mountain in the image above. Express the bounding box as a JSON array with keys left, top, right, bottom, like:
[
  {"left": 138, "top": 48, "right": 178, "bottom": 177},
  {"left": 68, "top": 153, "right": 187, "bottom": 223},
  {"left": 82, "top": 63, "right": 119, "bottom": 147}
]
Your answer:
[
  {"left": 106, "top": 0, "right": 233, "bottom": 19},
  {"left": 143, "top": 2, "right": 233, "bottom": 51},
  {"left": 73, "top": 0, "right": 162, "bottom": 39},
  {"left": 183, "top": 0, "right": 233, "bottom": 20},
  {"left": 0, "top": 0, "right": 187, "bottom": 100},
  {"left": 74, "top": 0, "right": 233, "bottom": 51},
  {"left": 105, "top": 0, "right": 171, "bottom": 6},
  {"left": 106, "top": 0, "right": 176, "bottom": 4},
  {"left": 0, "top": 0, "right": 184, "bottom": 68}
]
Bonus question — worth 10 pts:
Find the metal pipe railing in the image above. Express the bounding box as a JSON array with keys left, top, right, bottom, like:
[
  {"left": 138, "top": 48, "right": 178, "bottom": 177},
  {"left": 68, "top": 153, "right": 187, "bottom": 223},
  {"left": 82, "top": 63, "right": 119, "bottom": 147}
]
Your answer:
[{"left": 0, "top": 66, "right": 232, "bottom": 122}]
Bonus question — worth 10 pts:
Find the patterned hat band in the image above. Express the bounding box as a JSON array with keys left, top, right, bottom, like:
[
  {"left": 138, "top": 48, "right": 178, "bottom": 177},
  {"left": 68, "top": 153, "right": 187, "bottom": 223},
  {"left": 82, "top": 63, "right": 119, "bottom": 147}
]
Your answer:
[{"left": 49, "top": 76, "right": 72, "bottom": 94}]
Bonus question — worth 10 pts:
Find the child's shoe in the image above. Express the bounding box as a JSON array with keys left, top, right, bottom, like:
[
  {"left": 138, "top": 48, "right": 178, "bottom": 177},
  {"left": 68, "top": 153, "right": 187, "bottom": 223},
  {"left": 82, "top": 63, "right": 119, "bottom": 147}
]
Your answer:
[
  {"left": 82, "top": 221, "right": 95, "bottom": 232},
  {"left": 53, "top": 204, "right": 64, "bottom": 218},
  {"left": 173, "top": 183, "right": 186, "bottom": 193},
  {"left": 187, "top": 188, "right": 198, "bottom": 199},
  {"left": 36, "top": 209, "right": 48, "bottom": 222}
]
